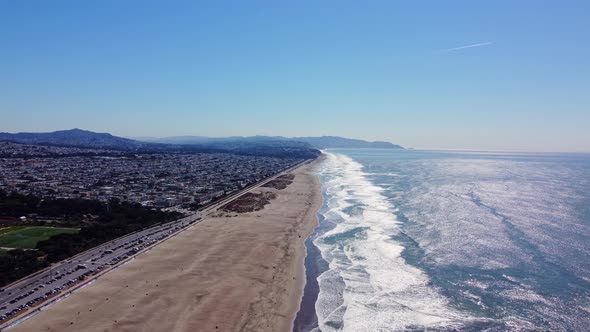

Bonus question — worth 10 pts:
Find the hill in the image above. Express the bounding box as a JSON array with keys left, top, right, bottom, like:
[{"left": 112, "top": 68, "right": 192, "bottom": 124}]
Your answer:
[
  {"left": 0, "top": 128, "right": 146, "bottom": 150},
  {"left": 141, "top": 135, "right": 403, "bottom": 149},
  {"left": 294, "top": 136, "right": 403, "bottom": 149},
  {"left": 0, "top": 129, "right": 321, "bottom": 159},
  {"left": 0, "top": 129, "right": 401, "bottom": 157}
]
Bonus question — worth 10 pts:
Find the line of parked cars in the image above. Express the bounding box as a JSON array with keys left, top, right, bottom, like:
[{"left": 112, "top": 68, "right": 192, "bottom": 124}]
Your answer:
[
  {"left": 1, "top": 218, "right": 196, "bottom": 324},
  {"left": 0, "top": 265, "right": 98, "bottom": 322}
]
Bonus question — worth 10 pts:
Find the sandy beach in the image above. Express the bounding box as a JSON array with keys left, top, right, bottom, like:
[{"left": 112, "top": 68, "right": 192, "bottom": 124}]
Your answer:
[{"left": 10, "top": 158, "right": 322, "bottom": 332}]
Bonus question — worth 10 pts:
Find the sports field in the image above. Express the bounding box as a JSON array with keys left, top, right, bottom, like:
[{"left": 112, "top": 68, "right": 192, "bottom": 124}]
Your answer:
[{"left": 0, "top": 226, "right": 79, "bottom": 249}]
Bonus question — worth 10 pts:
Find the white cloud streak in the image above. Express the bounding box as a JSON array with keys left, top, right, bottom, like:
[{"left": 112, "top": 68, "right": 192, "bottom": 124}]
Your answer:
[{"left": 439, "top": 42, "right": 493, "bottom": 52}]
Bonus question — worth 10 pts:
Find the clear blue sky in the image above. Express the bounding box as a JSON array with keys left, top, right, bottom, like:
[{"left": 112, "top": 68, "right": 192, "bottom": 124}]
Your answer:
[{"left": 1, "top": 1, "right": 589, "bottom": 152}]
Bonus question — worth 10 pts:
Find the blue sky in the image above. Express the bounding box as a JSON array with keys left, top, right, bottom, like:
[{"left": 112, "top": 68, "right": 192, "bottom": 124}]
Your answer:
[{"left": 1, "top": 1, "right": 588, "bottom": 152}]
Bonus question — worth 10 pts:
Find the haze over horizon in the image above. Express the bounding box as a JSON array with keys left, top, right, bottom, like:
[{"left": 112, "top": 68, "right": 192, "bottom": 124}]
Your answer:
[{"left": 1, "top": 1, "right": 589, "bottom": 152}]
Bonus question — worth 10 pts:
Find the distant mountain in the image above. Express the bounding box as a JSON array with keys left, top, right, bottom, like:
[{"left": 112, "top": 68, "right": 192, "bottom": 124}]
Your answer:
[
  {"left": 293, "top": 136, "right": 403, "bottom": 149},
  {"left": 134, "top": 135, "right": 212, "bottom": 144},
  {"left": 140, "top": 135, "right": 403, "bottom": 149},
  {"left": 0, "top": 129, "right": 321, "bottom": 159},
  {"left": 0, "top": 129, "right": 399, "bottom": 158},
  {"left": 138, "top": 135, "right": 288, "bottom": 145},
  {"left": 0, "top": 129, "right": 147, "bottom": 150}
]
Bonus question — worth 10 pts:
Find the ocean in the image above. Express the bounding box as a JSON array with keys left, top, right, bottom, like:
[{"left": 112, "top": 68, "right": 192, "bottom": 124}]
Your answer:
[{"left": 294, "top": 149, "right": 590, "bottom": 332}]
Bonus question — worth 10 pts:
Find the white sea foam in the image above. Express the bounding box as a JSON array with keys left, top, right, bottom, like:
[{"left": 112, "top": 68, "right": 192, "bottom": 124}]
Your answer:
[
  {"left": 314, "top": 153, "right": 470, "bottom": 331},
  {"left": 364, "top": 172, "right": 401, "bottom": 177}
]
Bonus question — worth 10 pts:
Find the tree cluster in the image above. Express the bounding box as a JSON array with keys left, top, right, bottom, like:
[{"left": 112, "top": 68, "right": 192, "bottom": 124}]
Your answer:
[{"left": 0, "top": 192, "right": 181, "bottom": 287}]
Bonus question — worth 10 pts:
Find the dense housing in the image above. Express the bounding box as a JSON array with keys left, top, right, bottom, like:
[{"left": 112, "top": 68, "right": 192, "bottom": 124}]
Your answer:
[{"left": 0, "top": 142, "right": 302, "bottom": 209}]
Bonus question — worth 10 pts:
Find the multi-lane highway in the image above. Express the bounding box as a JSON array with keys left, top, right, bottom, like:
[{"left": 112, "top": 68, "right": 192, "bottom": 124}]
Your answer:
[{"left": 0, "top": 159, "right": 309, "bottom": 330}]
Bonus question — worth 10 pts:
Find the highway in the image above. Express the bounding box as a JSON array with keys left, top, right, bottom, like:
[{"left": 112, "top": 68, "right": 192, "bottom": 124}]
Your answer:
[{"left": 0, "top": 159, "right": 310, "bottom": 330}]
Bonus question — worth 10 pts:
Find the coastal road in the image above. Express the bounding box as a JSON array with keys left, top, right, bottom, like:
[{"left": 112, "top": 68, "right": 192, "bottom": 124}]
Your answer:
[{"left": 0, "top": 158, "right": 310, "bottom": 330}]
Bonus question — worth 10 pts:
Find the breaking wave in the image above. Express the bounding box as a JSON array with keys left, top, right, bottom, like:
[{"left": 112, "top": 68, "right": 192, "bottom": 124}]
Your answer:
[{"left": 313, "top": 153, "right": 477, "bottom": 331}]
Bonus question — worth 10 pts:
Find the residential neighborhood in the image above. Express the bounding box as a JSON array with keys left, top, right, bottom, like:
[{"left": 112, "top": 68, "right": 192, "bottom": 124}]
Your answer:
[{"left": 0, "top": 141, "right": 302, "bottom": 209}]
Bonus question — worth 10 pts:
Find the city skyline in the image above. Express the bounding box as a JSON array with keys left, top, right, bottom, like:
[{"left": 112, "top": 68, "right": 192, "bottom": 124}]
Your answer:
[{"left": 1, "top": 1, "right": 589, "bottom": 152}]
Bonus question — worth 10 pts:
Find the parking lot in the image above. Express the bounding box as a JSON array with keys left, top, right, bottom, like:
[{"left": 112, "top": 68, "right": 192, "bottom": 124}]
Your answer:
[{"left": 0, "top": 213, "right": 199, "bottom": 326}]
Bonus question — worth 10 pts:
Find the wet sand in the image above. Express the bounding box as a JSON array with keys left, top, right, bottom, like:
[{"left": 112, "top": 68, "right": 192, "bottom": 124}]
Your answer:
[{"left": 10, "top": 159, "right": 322, "bottom": 332}]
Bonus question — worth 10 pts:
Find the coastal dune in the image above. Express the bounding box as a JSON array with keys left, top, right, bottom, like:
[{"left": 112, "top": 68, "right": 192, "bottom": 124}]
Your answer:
[{"left": 10, "top": 159, "right": 322, "bottom": 332}]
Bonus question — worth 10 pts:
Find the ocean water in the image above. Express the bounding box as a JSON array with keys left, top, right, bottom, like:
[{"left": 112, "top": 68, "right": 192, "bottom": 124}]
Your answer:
[{"left": 294, "top": 149, "right": 590, "bottom": 332}]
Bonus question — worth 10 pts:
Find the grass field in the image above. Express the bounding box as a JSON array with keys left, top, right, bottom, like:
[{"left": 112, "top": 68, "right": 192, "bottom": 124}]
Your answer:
[
  {"left": 0, "top": 226, "right": 28, "bottom": 236},
  {"left": 0, "top": 226, "right": 79, "bottom": 249}
]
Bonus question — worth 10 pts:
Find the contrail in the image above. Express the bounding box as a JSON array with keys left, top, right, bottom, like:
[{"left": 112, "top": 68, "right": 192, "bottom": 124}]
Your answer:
[{"left": 439, "top": 42, "right": 493, "bottom": 52}]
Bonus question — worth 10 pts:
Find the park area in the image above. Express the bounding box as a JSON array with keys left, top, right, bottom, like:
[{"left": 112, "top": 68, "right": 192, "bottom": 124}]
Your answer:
[{"left": 0, "top": 226, "right": 79, "bottom": 250}]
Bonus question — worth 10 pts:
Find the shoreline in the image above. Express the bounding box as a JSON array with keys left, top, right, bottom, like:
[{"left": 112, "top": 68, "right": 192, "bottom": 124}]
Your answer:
[
  {"left": 9, "top": 158, "right": 323, "bottom": 332},
  {"left": 292, "top": 211, "right": 329, "bottom": 332},
  {"left": 289, "top": 155, "right": 324, "bottom": 331}
]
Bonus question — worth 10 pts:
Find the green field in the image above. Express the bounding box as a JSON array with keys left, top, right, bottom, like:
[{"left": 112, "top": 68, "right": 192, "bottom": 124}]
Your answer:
[
  {"left": 0, "top": 226, "right": 79, "bottom": 249},
  {"left": 0, "top": 226, "right": 27, "bottom": 236}
]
